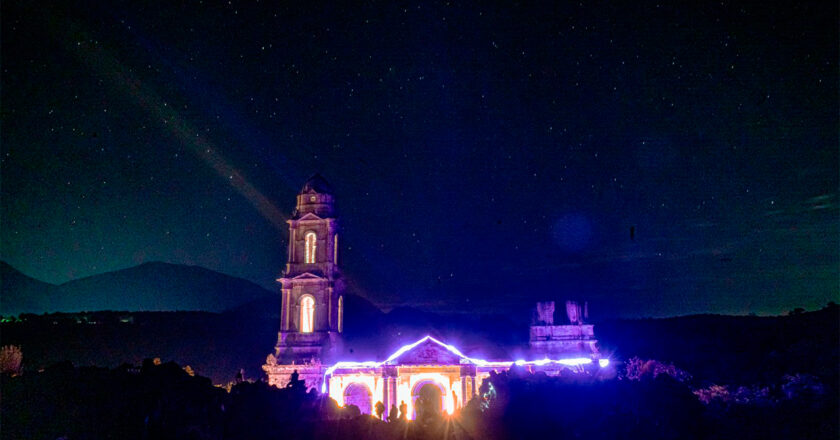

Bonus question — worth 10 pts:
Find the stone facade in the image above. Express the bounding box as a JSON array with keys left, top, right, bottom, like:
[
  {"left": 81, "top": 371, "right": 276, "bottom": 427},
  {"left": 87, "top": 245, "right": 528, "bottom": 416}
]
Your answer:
[
  {"left": 264, "top": 177, "right": 607, "bottom": 408},
  {"left": 529, "top": 300, "right": 599, "bottom": 358},
  {"left": 326, "top": 338, "right": 484, "bottom": 418},
  {"left": 263, "top": 357, "right": 327, "bottom": 390},
  {"left": 324, "top": 335, "right": 605, "bottom": 420},
  {"left": 263, "top": 175, "right": 344, "bottom": 390}
]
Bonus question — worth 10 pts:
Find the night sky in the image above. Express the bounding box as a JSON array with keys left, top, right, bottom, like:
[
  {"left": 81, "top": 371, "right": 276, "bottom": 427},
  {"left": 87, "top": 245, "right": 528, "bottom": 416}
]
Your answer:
[{"left": 2, "top": 1, "right": 837, "bottom": 318}]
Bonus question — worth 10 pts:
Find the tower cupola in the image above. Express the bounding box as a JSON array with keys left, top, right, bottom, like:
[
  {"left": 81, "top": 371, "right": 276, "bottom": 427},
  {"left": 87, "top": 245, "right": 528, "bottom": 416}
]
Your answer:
[{"left": 295, "top": 174, "right": 335, "bottom": 218}]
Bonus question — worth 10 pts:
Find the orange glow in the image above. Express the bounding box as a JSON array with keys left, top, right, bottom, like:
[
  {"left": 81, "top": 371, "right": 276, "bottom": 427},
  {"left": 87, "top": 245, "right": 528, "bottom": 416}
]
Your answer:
[
  {"left": 300, "top": 296, "right": 315, "bottom": 333},
  {"left": 305, "top": 232, "right": 317, "bottom": 263}
]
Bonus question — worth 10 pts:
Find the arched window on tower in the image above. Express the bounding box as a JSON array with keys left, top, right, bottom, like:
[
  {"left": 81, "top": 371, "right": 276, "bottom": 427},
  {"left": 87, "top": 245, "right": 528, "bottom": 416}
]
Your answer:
[
  {"left": 300, "top": 296, "right": 315, "bottom": 333},
  {"left": 305, "top": 232, "right": 317, "bottom": 264},
  {"left": 338, "top": 296, "right": 344, "bottom": 333}
]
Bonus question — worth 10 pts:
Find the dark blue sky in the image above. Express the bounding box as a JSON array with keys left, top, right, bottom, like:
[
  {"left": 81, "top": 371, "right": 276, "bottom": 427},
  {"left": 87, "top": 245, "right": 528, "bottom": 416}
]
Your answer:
[{"left": 2, "top": 0, "right": 837, "bottom": 318}]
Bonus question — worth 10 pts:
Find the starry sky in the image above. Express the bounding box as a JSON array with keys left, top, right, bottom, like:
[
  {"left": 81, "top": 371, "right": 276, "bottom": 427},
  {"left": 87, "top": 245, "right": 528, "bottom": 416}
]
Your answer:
[{"left": 2, "top": 0, "right": 837, "bottom": 318}]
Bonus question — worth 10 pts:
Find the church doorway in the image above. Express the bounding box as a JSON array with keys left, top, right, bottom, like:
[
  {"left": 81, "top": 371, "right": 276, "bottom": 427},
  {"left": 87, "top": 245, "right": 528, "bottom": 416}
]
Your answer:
[
  {"left": 412, "top": 381, "right": 445, "bottom": 420},
  {"left": 343, "top": 383, "right": 373, "bottom": 415}
]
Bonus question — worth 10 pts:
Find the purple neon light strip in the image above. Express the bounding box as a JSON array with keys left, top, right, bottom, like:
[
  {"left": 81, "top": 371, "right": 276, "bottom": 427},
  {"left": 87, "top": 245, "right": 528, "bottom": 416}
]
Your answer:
[{"left": 320, "top": 335, "right": 605, "bottom": 392}]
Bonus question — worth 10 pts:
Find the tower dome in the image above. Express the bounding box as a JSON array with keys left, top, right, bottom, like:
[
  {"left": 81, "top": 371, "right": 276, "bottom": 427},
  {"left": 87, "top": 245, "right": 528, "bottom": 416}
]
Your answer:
[
  {"left": 300, "top": 174, "right": 333, "bottom": 195},
  {"left": 294, "top": 174, "right": 335, "bottom": 218}
]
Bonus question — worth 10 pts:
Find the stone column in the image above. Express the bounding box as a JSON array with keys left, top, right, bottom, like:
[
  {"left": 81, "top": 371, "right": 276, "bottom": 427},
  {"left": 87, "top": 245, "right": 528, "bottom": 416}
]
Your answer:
[
  {"left": 328, "top": 287, "right": 333, "bottom": 329},
  {"left": 389, "top": 376, "right": 397, "bottom": 412},
  {"left": 290, "top": 228, "right": 296, "bottom": 262},
  {"left": 382, "top": 375, "right": 390, "bottom": 418},
  {"left": 281, "top": 289, "right": 290, "bottom": 330},
  {"left": 460, "top": 365, "right": 476, "bottom": 406},
  {"left": 382, "top": 367, "right": 398, "bottom": 420}
]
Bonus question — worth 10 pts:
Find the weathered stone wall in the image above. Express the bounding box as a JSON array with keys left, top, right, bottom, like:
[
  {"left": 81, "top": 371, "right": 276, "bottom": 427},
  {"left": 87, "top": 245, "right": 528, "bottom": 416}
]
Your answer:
[
  {"left": 263, "top": 360, "right": 326, "bottom": 391},
  {"left": 530, "top": 324, "right": 596, "bottom": 340}
]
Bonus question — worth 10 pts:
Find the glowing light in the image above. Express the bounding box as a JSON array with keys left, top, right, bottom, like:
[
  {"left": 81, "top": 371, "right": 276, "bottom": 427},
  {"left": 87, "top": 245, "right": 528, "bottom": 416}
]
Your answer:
[
  {"left": 305, "top": 232, "right": 317, "bottom": 263},
  {"left": 410, "top": 374, "right": 454, "bottom": 415},
  {"left": 555, "top": 358, "right": 592, "bottom": 366},
  {"left": 328, "top": 374, "right": 378, "bottom": 410},
  {"left": 342, "top": 382, "right": 374, "bottom": 414},
  {"left": 383, "top": 336, "right": 434, "bottom": 363},
  {"left": 300, "top": 296, "right": 314, "bottom": 333},
  {"left": 320, "top": 336, "right": 607, "bottom": 393}
]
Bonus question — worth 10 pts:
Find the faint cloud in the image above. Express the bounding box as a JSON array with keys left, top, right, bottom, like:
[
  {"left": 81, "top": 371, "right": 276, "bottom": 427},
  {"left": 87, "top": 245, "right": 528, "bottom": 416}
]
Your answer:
[
  {"left": 805, "top": 193, "right": 837, "bottom": 211},
  {"left": 763, "top": 193, "right": 837, "bottom": 217}
]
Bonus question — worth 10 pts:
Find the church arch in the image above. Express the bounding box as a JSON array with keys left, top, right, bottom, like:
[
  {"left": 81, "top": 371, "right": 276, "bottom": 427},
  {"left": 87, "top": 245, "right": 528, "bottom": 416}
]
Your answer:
[
  {"left": 299, "top": 295, "right": 315, "bottom": 333},
  {"left": 343, "top": 382, "right": 373, "bottom": 415},
  {"left": 411, "top": 380, "right": 446, "bottom": 420},
  {"left": 304, "top": 231, "right": 317, "bottom": 263}
]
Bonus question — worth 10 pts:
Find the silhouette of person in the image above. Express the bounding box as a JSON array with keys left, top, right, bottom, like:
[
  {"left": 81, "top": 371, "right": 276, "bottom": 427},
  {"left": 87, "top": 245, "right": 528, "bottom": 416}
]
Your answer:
[
  {"left": 287, "top": 370, "right": 305, "bottom": 390},
  {"left": 388, "top": 404, "right": 398, "bottom": 422},
  {"left": 374, "top": 401, "right": 385, "bottom": 420},
  {"left": 399, "top": 400, "right": 407, "bottom": 420}
]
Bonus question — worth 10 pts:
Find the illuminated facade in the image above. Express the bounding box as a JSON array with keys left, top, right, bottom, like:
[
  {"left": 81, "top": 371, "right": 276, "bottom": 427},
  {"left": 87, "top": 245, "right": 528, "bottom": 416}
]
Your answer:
[
  {"left": 323, "top": 335, "right": 604, "bottom": 420},
  {"left": 264, "top": 177, "right": 607, "bottom": 418},
  {"left": 264, "top": 175, "right": 343, "bottom": 388}
]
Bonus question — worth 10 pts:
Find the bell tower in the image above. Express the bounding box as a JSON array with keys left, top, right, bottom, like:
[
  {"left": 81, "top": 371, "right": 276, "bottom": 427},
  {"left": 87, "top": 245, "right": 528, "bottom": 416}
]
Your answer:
[{"left": 264, "top": 175, "right": 344, "bottom": 389}]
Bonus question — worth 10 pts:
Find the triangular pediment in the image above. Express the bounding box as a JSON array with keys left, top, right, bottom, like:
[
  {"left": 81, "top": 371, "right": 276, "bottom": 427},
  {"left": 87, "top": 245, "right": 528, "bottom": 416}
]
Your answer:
[
  {"left": 290, "top": 272, "right": 325, "bottom": 280},
  {"left": 296, "top": 212, "right": 323, "bottom": 221},
  {"left": 277, "top": 272, "right": 326, "bottom": 282},
  {"left": 384, "top": 337, "right": 466, "bottom": 366}
]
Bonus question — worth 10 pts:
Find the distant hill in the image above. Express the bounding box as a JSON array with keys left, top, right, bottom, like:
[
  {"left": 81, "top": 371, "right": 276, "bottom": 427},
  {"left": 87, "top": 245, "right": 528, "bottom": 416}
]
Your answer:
[
  {"left": 597, "top": 307, "right": 840, "bottom": 386},
  {"left": 0, "top": 261, "right": 275, "bottom": 315},
  {"left": 0, "top": 262, "right": 58, "bottom": 315},
  {"left": 2, "top": 261, "right": 837, "bottom": 388}
]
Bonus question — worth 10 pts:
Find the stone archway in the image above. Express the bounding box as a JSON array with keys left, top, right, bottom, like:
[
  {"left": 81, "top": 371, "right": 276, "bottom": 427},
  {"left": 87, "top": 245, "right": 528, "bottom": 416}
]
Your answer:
[
  {"left": 411, "top": 381, "right": 445, "bottom": 420},
  {"left": 343, "top": 382, "right": 373, "bottom": 415}
]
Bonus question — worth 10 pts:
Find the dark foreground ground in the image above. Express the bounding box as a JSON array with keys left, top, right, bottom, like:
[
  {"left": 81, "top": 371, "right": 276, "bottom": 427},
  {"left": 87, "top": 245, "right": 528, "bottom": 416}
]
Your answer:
[
  {"left": 2, "top": 355, "right": 836, "bottom": 440},
  {"left": 1, "top": 304, "right": 838, "bottom": 439}
]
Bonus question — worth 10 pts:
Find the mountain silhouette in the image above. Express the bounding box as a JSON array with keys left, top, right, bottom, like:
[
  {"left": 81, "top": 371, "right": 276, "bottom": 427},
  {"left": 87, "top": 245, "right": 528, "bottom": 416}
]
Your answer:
[
  {"left": 0, "top": 261, "right": 274, "bottom": 315},
  {"left": 1, "top": 262, "right": 59, "bottom": 315}
]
